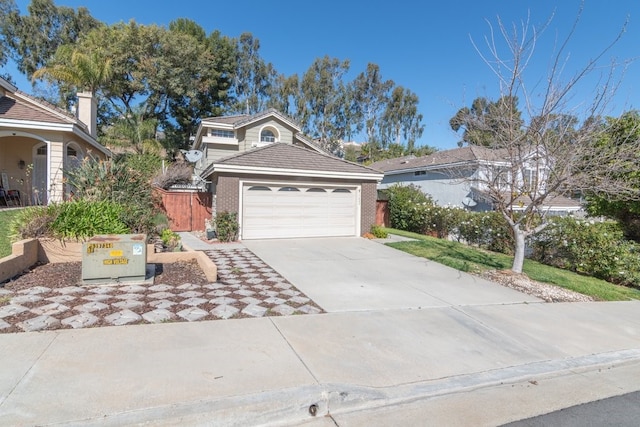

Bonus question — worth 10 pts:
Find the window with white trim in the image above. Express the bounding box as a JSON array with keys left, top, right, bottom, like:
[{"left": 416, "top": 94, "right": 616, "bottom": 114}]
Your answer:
[
  {"left": 260, "top": 129, "right": 276, "bottom": 142},
  {"left": 209, "top": 129, "right": 234, "bottom": 138}
]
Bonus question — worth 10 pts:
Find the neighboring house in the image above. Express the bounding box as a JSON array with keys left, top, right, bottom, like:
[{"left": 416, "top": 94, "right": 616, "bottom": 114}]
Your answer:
[
  {"left": 370, "top": 146, "right": 582, "bottom": 215},
  {"left": 191, "top": 109, "right": 383, "bottom": 239},
  {"left": 0, "top": 77, "right": 110, "bottom": 205}
]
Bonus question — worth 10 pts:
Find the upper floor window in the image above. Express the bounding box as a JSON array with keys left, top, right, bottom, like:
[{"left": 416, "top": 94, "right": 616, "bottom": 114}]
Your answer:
[
  {"left": 209, "top": 129, "right": 234, "bottom": 138},
  {"left": 67, "top": 146, "right": 77, "bottom": 157},
  {"left": 260, "top": 129, "right": 276, "bottom": 143}
]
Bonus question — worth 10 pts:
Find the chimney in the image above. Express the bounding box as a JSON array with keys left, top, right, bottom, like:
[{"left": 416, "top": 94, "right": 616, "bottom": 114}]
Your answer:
[{"left": 77, "top": 91, "right": 97, "bottom": 138}]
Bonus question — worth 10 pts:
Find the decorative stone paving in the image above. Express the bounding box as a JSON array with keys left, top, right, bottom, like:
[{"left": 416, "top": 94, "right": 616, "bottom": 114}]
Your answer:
[{"left": 0, "top": 247, "right": 324, "bottom": 333}]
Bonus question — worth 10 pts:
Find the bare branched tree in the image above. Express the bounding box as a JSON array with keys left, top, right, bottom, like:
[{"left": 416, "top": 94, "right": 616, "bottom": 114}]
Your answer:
[{"left": 458, "top": 4, "right": 638, "bottom": 273}]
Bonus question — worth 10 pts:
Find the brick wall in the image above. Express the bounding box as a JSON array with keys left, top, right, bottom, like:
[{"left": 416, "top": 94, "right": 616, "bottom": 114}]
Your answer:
[
  {"left": 360, "top": 182, "right": 378, "bottom": 235},
  {"left": 216, "top": 175, "right": 240, "bottom": 214}
]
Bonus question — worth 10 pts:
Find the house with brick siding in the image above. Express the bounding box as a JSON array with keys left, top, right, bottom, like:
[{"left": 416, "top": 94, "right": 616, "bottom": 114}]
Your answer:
[{"left": 191, "top": 110, "right": 383, "bottom": 240}]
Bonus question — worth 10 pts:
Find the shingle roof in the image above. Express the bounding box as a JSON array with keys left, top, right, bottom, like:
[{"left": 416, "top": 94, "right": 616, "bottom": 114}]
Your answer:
[
  {"left": 201, "top": 109, "right": 302, "bottom": 131},
  {"left": 0, "top": 91, "right": 79, "bottom": 126},
  {"left": 370, "top": 146, "right": 510, "bottom": 173},
  {"left": 213, "top": 143, "right": 381, "bottom": 176}
]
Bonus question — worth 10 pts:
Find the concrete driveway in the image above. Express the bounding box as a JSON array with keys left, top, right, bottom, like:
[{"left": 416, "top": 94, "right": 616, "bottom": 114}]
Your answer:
[{"left": 243, "top": 237, "right": 540, "bottom": 312}]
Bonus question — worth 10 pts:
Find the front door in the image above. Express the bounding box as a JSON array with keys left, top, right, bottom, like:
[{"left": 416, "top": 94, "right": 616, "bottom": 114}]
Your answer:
[{"left": 32, "top": 144, "right": 47, "bottom": 205}]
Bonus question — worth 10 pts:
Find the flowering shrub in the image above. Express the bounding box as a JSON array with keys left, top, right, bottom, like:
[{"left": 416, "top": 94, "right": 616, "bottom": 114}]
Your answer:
[
  {"left": 454, "top": 211, "right": 514, "bottom": 254},
  {"left": 384, "top": 184, "right": 435, "bottom": 233},
  {"left": 530, "top": 217, "right": 640, "bottom": 287}
]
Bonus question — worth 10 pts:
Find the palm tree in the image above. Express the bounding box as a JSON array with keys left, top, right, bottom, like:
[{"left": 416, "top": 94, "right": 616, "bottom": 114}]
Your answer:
[{"left": 32, "top": 45, "right": 112, "bottom": 93}]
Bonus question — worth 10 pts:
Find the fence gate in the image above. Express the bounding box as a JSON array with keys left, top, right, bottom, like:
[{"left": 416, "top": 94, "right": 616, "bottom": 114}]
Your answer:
[{"left": 155, "top": 188, "right": 213, "bottom": 231}]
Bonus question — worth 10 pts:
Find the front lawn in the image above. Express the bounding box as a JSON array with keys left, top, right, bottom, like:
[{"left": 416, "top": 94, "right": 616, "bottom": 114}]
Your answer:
[
  {"left": 0, "top": 209, "right": 21, "bottom": 258},
  {"left": 385, "top": 228, "right": 640, "bottom": 301}
]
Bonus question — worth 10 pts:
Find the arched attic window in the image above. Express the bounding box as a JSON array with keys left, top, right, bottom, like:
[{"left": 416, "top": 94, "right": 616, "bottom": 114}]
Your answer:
[{"left": 260, "top": 129, "right": 276, "bottom": 143}]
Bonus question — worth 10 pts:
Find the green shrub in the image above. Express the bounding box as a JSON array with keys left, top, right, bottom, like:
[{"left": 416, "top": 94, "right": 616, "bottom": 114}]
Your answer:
[
  {"left": 370, "top": 225, "right": 388, "bottom": 238},
  {"left": 64, "top": 156, "right": 159, "bottom": 235},
  {"left": 50, "top": 200, "right": 129, "bottom": 240},
  {"left": 530, "top": 217, "right": 640, "bottom": 287},
  {"left": 384, "top": 184, "right": 434, "bottom": 233},
  {"left": 455, "top": 211, "right": 514, "bottom": 254},
  {"left": 9, "top": 206, "right": 58, "bottom": 241},
  {"left": 212, "top": 211, "right": 239, "bottom": 242},
  {"left": 160, "top": 228, "right": 181, "bottom": 251}
]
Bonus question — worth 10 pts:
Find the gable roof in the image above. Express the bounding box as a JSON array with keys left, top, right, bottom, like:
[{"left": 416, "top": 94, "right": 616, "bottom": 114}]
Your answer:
[
  {"left": 193, "top": 108, "right": 325, "bottom": 153},
  {"left": 370, "top": 146, "right": 510, "bottom": 174},
  {"left": 0, "top": 78, "right": 110, "bottom": 156},
  {"left": 200, "top": 108, "right": 302, "bottom": 131},
  {"left": 203, "top": 143, "right": 383, "bottom": 181}
]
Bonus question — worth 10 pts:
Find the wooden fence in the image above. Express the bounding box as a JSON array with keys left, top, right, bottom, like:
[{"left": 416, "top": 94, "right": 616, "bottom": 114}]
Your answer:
[
  {"left": 155, "top": 188, "right": 213, "bottom": 232},
  {"left": 376, "top": 200, "right": 389, "bottom": 227}
]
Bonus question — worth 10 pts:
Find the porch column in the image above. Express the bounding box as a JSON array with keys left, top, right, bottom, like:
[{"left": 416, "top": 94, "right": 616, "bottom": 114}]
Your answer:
[{"left": 48, "top": 141, "right": 64, "bottom": 203}]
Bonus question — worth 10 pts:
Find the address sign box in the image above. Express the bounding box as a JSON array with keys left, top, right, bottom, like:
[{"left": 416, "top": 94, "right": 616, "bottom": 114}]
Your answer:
[{"left": 82, "top": 234, "right": 147, "bottom": 283}]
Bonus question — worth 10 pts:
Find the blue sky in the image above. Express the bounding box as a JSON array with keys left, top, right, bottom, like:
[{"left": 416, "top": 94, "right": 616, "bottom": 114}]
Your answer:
[{"left": 5, "top": 0, "right": 640, "bottom": 150}]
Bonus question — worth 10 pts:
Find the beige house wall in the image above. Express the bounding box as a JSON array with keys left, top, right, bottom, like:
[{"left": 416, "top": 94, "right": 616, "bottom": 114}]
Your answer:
[{"left": 0, "top": 128, "right": 107, "bottom": 204}]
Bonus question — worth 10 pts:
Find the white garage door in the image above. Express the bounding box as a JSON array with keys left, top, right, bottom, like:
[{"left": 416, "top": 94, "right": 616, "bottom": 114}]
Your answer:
[{"left": 242, "top": 184, "right": 358, "bottom": 239}]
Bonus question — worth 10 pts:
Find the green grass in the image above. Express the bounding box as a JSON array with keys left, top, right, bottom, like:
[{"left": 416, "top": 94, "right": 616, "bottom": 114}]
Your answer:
[
  {"left": 384, "top": 227, "right": 640, "bottom": 302},
  {"left": 0, "top": 209, "right": 22, "bottom": 258}
]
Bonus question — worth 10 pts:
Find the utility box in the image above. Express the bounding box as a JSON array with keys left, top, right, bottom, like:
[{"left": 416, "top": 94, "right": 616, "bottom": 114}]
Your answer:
[{"left": 82, "top": 234, "right": 147, "bottom": 284}]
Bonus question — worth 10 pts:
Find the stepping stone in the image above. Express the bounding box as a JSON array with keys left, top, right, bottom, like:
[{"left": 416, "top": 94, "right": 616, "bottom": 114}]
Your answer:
[
  {"left": 74, "top": 302, "right": 109, "bottom": 313},
  {"left": 177, "top": 283, "right": 199, "bottom": 290},
  {"left": 240, "top": 271, "right": 258, "bottom": 276},
  {"left": 259, "top": 268, "right": 275, "bottom": 273},
  {"left": 0, "top": 304, "right": 29, "bottom": 318},
  {"left": 178, "top": 291, "right": 203, "bottom": 298},
  {"left": 62, "top": 312, "right": 98, "bottom": 329},
  {"left": 207, "top": 290, "right": 231, "bottom": 297},
  {"left": 57, "top": 286, "right": 85, "bottom": 295},
  {"left": 112, "top": 300, "right": 144, "bottom": 309},
  {"left": 18, "top": 286, "right": 51, "bottom": 294},
  {"left": 149, "top": 284, "right": 173, "bottom": 292},
  {"left": 289, "top": 296, "right": 310, "bottom": 305},
  {"left": 90, "top": 287, "right": 113, "bottom": 294},
  {"left": 280, "top": 289, "right": 300, "bottom": 297},
  {"left": 148, "top": 291, "right": 175, "bottom": 299},
  {"left": 245, "top": 278, "right": 264, "bottom": 285},
  {"left": 19, "top": 315, "right": 60, "bottom": 332},
  {"left": 234, "top": 289, "right": 255, "bottom": 297},
  {"left": 176, "top": 307, "right": 208, "bottom": 321},
  {"left": 142, "top": 309, "right": 175, "bottom": 323},
  {"left": 115, "top": 293, "right": 143, "bottom": 300},
  {"left": 274, "top": 283, "right": 293, "bottom": 290},
  {"left": 203, "top": 283, "right": 227, "bottom": 290},
  {"left": 45, "top": 295, "right": 76, "bottom": 304},
  {"left": 241, "top": 304, "right": 267, "bottom": 317},
  {"left": 271, "top": 304, "right": 296, "bottom": 316},
  {"left": 210, "top": 296, "right": 237, "bottom": 305},
  {"left": 11, "top": 294, "right": 43, "bottom": 304},
  {"left": 0, "top": 318, "right": 10, "bottom": 330},
  {"left": 148, "top": 299, "right": 177, "bottom": 309},
  {"left": 253, "top": 285, "right": 271, "bottom": 291},
  {"left": 210, "top": 305, "right": 239, "bottom": 319},
  {"left": 240, "top": 296, "right": 261, "bottom": 305},
  {"left": 119, "top": 285, "right": 146, "bottom": 293},
  {"left": 180, "top": 297, "right": 207, "bottom": 306},
  {"left": 105, "top": 309, "right": 141, "bottom": 326},
  {"left": 296, "top": 305, "right": 321, "bottom": 315},
  {"left": 259, "top": 290, "right": 280, "bottom": 298},
  {"left": 30, "top": 302, "right": 70, "bottom": 316},
  {"left": 264, "top": 297, "right": 286, "bottom": 305},
  {"left": 82, "top": 294, "right": 111, "bottom": 302},
  {"left": 266, "top": 277, "right": 286, "bottom": 283},
  {"left": 0, "top": 289, "right": 12, "bottom": 296}
]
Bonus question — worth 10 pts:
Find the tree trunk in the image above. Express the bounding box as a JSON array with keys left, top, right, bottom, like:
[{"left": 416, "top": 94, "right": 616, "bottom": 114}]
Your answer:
[{"left": 511, "top": 228, "right": 526, "bottom": 274}]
